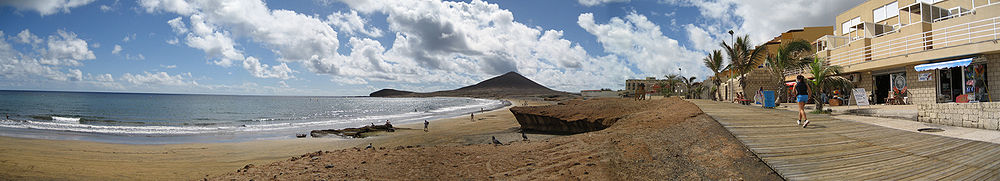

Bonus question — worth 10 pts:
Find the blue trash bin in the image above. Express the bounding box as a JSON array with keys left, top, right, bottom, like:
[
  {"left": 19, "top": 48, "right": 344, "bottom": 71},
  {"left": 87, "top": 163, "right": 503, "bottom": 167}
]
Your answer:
[{"left": 763, "top": 91, "right": 776, "bottom": 108}]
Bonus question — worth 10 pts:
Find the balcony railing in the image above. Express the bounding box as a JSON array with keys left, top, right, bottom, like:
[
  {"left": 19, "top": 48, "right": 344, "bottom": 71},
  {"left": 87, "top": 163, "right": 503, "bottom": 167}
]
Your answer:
[{"left": 825, "top": 15, "right": 1000, "bottom": 68}]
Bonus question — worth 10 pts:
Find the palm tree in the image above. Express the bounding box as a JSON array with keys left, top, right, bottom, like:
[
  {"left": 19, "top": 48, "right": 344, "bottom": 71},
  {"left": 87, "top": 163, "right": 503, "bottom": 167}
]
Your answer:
[
  {"left": 765, "top": 39, "right": 812, "bottom": 103},
  {"left": 659, "top": 74, "right": 684, "bottom": 97},
  {"left": 805, "top": 57, "right": 854, "bottom": 111},
  {"left": 720, "top": 35, "right": 767, "bottom": 96},
  {"left": 681, "top": 76, "right": 698, "bottom": 99},
  {"left": 703, "top": 50, "right": 724, "bottom": 101}
]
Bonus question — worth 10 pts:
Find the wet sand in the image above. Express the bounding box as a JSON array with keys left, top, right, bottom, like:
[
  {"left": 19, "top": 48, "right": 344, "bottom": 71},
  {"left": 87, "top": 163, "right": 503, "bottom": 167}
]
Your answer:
[{"left": 0, "top": 99, "right": 546, "bottom": 180}]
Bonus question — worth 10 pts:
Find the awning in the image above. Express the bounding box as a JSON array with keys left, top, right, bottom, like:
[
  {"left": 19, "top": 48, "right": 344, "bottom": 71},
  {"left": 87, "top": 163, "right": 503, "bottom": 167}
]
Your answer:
[{"left": 914, "top": 58, "right": 972, "bottom": 71}]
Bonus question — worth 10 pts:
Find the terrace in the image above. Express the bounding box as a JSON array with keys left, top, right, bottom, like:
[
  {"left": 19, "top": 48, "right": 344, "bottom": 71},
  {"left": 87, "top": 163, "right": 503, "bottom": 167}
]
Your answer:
[{"left": 809, "top": 1, "right": 1000, "bottom": 74}]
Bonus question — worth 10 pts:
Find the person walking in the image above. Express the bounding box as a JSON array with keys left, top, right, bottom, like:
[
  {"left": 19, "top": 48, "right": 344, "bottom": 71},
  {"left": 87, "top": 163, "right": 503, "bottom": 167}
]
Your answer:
[
  {"left": 794, "top": 75, "right": 811, "bottom": 128},
  {"left": 423, "top": 120, "right": 429, "bottom": 132}
]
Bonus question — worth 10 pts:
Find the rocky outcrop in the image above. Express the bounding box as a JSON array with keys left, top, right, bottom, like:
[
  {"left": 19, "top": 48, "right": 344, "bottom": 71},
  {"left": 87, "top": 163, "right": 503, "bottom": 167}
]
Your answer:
[
  {"left": 509, "top": 98, "right": 689, "bottom": 134},
  {"left": 309, "top": 123, "right": 395, "bottom": 138},
  {"left": 510, "top": 110, "right": 615, "bottom": 134},
  {"left": 369, "top": 89, "right": 415, "bottom": 97}
]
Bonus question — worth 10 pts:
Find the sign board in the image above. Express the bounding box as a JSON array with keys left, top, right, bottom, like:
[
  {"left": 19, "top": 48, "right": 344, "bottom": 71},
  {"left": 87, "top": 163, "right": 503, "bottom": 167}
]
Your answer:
[
  {"left": 852, "top": 88, "right": 870, "bottom": 106},
  {"left": 918, "top": 72, "right": 933, "bottom": 81}
]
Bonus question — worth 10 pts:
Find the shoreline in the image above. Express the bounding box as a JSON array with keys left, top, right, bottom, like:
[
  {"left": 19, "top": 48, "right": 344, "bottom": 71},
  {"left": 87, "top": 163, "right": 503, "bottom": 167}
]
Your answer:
[
  {"left": 0, "top": 97, "right": 510, "bottom": 145},
  {"left": 0, "top": 98, "right": 551, "bottom": 180}
]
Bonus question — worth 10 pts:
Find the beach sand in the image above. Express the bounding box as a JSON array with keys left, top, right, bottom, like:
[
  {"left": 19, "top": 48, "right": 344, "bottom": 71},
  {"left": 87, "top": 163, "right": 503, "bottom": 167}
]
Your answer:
[
  {"left": 213, "top": 97, "right": 780, "bottom": 180},
  {"left": 0, "top": 99, "right": 548, "bottom": 180}
]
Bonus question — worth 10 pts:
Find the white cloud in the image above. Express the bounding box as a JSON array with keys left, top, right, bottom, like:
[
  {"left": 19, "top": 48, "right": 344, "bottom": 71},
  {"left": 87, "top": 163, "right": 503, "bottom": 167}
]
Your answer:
[
  {"left": 338, "top": 0, "right": 635, "bottom": 91},
  {"left": 0, "top": 0, "right": 96, "bottom": 16},
  {"left": 94, "top": 73, "right": 114, "bottom": 82},
  {"left": 684, "top": 24, "right": 720, "bottom": 53},
  {"left": 112, "top": 44, "right": 122, "bottom": 54},
  {"left": 277, "top": 80, "right": 289, "bottom": 88},
  {"left": 166, "top": 38, "right": 179, "bottom": 45},
  {"left": 0, "top": 30, "right": 89, "bottom": 82},
  {"left": 121, "top": 71, "right": 197, "bottom": 86},
  {"left": 125, "top": 53, "right": 145, "bottom": 60},
  {"left": 141, "top": 0, "right": 635, "bottom": 91},
  {"left": 122, "top": 33, "right": 136, "bottom": 42},
  {"left": 578, "top": 12, "right": 707, "bottom": 78},
  {"left": 326, "top": 10, "right": 383, "bottom": 37},
  {"left": 242, "top": 56, "right": 294, "bottom": 80},
  {"left": 100, "top": 5, "right": 111, "bottom": 11},
  {"left": 15, "top": 29, "right": 42, "bottom": 45},
  {"left": 578, "top": 0, "right": 630, "bottom": 6},
  {"left": 40, "top": 30, "right": 96, "bottom": 66},
  {"left": 160, "top": 64, "right": 177, "bottom": 69},
  {"left": 665, "top": 0, "right": 864, "bottom": 45}
]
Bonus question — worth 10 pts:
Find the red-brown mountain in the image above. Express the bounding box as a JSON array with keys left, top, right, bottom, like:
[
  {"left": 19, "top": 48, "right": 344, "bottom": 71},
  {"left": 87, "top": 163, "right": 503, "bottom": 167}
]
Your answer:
[{"left": 369, "top": 72, "right": 575, "bottom": 98}]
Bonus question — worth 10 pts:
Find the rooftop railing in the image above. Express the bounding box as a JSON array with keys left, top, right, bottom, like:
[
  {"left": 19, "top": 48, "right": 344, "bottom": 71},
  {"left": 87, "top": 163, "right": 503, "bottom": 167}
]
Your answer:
[{"left": 824, "top": 15, "right": 1000, "bottom": 68}]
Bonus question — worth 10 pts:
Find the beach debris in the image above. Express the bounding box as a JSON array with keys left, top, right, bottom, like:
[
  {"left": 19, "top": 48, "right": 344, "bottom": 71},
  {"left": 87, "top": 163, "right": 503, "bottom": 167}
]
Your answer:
[
  {"left": 325, "top": 164, "right": 334, "bottom": 168},
  {"left": 521, "top": 131, "right": 528, "bottom": 141},
  {"left": 295, "top": 133, "right": 307, "bottom": 138},
  {"left": 365, "top": 143, "right": 373, "bottom": 150},
  {"left": 491, "top": 136, "right": 503, "bottom": 145},
  {"left": 309, "top": 123, "right": 395, "bottom": 138}
]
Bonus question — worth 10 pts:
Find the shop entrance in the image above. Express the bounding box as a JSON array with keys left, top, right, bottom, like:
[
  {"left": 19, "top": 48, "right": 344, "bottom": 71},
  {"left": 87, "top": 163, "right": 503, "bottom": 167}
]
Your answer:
[
  {"left": 874, "top": 74, "right": 890, "bottom": 104},
  {"left": 938, "top": 67, "right": 963, "bottom": 103}
]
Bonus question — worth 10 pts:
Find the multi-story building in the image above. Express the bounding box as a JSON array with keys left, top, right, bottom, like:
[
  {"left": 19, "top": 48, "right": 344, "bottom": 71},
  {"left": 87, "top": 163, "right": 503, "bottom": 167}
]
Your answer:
[
  {"left": 625, "top": 77, "right": 668, "bottom": 96},
  {"left": 718, "top": 26, "right": 834, "bottom": 102},
  {"left": 812, "top": 0, "right": 1000, "bottom": 129}
]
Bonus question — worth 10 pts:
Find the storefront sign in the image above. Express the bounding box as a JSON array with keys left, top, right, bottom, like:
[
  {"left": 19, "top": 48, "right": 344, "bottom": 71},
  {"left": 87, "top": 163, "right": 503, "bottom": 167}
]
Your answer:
[
  {"left": 853, "top": 88, "right": 870, "bottom": 106},
  {"left": 918, "top": 73, "right": 932, "bottom": 81}
]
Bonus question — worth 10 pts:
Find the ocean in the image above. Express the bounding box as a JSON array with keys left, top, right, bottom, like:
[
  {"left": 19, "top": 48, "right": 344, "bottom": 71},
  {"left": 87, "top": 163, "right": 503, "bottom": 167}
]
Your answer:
[{"left": 0, "top": 90, "right": 509, "bottom": 144}]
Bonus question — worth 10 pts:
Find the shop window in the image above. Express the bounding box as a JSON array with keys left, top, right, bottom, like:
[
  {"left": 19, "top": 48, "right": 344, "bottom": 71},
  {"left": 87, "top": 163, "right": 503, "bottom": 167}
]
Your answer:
[{"left": 937, "top": 64, "right": 989, "bottom": 103}]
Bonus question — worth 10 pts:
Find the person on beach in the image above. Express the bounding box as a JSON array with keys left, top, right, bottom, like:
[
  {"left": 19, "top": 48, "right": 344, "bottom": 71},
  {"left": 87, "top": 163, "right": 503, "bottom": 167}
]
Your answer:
[
  {"left": 521, "top": 131, "right": 528, "bottom": 141},
  {"left": 470, "top": 113, "right": 475, "bottom": 122},
  {"left": 423, "top": 120, "right": 429, "bottom": 132},
  {"left": 794, "top": 75, "right": 811, "bottom": 128}
]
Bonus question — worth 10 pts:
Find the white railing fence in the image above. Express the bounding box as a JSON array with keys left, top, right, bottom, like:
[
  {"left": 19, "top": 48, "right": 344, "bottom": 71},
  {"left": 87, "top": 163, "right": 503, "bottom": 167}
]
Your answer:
[{"left": 824, "top": 16, "right": 1000, "bottom": 68}]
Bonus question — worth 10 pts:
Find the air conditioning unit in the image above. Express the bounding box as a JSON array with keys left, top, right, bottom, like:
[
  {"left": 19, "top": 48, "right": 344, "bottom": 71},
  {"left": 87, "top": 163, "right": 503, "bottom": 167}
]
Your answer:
[{"left": 845, "top": 73, "right": 860, "bottom": 83}]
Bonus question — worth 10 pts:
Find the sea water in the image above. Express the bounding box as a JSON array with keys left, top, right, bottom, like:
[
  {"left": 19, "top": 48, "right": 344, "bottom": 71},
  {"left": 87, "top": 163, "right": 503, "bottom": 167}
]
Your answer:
[{"left": 0, "top": 90, "right": 508, "bottom": 144}]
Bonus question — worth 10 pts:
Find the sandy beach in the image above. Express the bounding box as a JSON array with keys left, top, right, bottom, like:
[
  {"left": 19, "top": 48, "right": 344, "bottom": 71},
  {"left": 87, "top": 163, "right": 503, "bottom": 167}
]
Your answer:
[
  {"left": 213, "top": 97, "right": 779, "bottom": 180},
  {"left": 0, "top": 99, "right": 547, "bottom": 180}
]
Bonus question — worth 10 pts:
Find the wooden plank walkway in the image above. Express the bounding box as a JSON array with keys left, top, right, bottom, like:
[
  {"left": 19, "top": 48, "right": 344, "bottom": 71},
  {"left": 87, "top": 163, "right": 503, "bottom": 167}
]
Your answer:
[{"left": 690, "top": 99, "right": 1000, "bottom": 180}]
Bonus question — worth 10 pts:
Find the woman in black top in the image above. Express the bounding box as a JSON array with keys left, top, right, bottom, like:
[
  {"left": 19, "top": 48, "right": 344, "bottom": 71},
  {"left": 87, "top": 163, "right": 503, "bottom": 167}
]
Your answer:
[{"left": 794, "top": 75, "right": 811, "bottom": 128}]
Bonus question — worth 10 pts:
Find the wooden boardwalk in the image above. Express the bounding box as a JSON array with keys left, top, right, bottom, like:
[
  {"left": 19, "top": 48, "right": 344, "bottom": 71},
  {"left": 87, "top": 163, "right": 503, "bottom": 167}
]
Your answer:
[{"left": 690, "top": 100, "right": 1000, "bottom": 180}]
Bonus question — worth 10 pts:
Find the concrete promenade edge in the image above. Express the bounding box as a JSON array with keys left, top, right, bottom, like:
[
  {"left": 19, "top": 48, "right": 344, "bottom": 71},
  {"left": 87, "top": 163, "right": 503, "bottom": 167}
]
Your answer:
[{"left": 689, "top": 99, "right": 1000, "bottom": 180}]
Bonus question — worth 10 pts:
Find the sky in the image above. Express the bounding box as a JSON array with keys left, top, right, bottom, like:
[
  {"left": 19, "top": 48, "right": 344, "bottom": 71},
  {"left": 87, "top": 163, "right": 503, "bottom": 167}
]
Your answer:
[{"left": 0, "top": 0, "right": 865, "bottom": 96}]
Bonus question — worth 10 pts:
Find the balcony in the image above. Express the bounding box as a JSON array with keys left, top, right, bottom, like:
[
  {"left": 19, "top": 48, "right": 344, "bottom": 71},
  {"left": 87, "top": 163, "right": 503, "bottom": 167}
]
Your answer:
[{"left": 824, "top": 3, "right": 1000, "bottom": 72}]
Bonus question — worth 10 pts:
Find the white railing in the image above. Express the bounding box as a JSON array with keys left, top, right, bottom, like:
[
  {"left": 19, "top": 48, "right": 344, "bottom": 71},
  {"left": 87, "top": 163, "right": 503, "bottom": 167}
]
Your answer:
[{"left": 824, "top": 15, "right": 1000, "bottom": 68}]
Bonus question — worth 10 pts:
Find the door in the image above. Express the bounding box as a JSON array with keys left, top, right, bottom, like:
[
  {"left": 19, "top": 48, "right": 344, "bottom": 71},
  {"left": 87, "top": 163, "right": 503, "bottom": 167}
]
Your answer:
[{"left": 875, "top": 74, "right": 890, "bottom": 104}]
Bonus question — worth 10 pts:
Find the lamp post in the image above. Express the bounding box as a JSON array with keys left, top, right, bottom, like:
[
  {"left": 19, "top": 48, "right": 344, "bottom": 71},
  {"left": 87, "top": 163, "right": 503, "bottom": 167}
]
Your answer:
[{"left": 726, "top": 30, "right": 734, "bottom": 101}]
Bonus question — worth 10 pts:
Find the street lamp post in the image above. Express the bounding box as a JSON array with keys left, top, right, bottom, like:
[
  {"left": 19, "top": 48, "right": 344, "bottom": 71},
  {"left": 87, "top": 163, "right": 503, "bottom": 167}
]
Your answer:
[{"left": 726, "top": 30, "right": 734, "bottom": 101}]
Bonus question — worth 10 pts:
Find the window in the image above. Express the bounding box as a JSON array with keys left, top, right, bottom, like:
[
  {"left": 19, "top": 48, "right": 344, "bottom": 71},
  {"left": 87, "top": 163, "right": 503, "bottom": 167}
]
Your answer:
[
  {"left": 841, "top": 17, "right": 861, "bottom": 35},
  {"left": 873, "top": 1, "right": 899, "bottom": 22},
  {"left": 918, "top": 0, "right": 943, "bottom": 4}
]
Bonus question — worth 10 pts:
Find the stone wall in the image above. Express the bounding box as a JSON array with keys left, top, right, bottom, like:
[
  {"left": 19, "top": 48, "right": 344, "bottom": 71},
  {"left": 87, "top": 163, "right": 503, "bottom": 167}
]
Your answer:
[
  {"left": 907, "top": 65, "right": 936, "bottom": 104},
  {"left": 744, "top": 69, "right": 783, "bottom": 102},
  {"left": 855, "top": 71, "right": 874, "bottom": 102},
  {"left": 918, "top": 102, "right": 1000, "bottom": 130},
  {"left": 987, "top": 54, "right": 1000, "bottom": 102}
]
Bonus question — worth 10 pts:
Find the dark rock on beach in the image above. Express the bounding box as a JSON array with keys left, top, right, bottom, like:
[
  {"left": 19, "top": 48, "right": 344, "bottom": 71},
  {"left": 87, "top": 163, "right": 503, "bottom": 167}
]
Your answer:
[{"left": 309, "top": 124, "right": 394, "bottom": 138}]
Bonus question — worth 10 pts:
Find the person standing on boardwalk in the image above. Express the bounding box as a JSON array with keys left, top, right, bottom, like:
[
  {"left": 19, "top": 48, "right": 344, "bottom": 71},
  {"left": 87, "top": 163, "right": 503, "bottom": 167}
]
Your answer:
[
  {"left": 423, "top": 120, "right": 429, "bottom": 132},
  {"left": 794, "top": 75, "right": 811, "bottom": 128}
]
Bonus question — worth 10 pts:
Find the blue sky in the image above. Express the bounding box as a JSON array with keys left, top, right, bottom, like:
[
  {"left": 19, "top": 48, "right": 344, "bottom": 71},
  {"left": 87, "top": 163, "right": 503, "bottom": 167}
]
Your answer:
[{"left": 0, "top": 0, "right": 863, "bottom": 96}]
